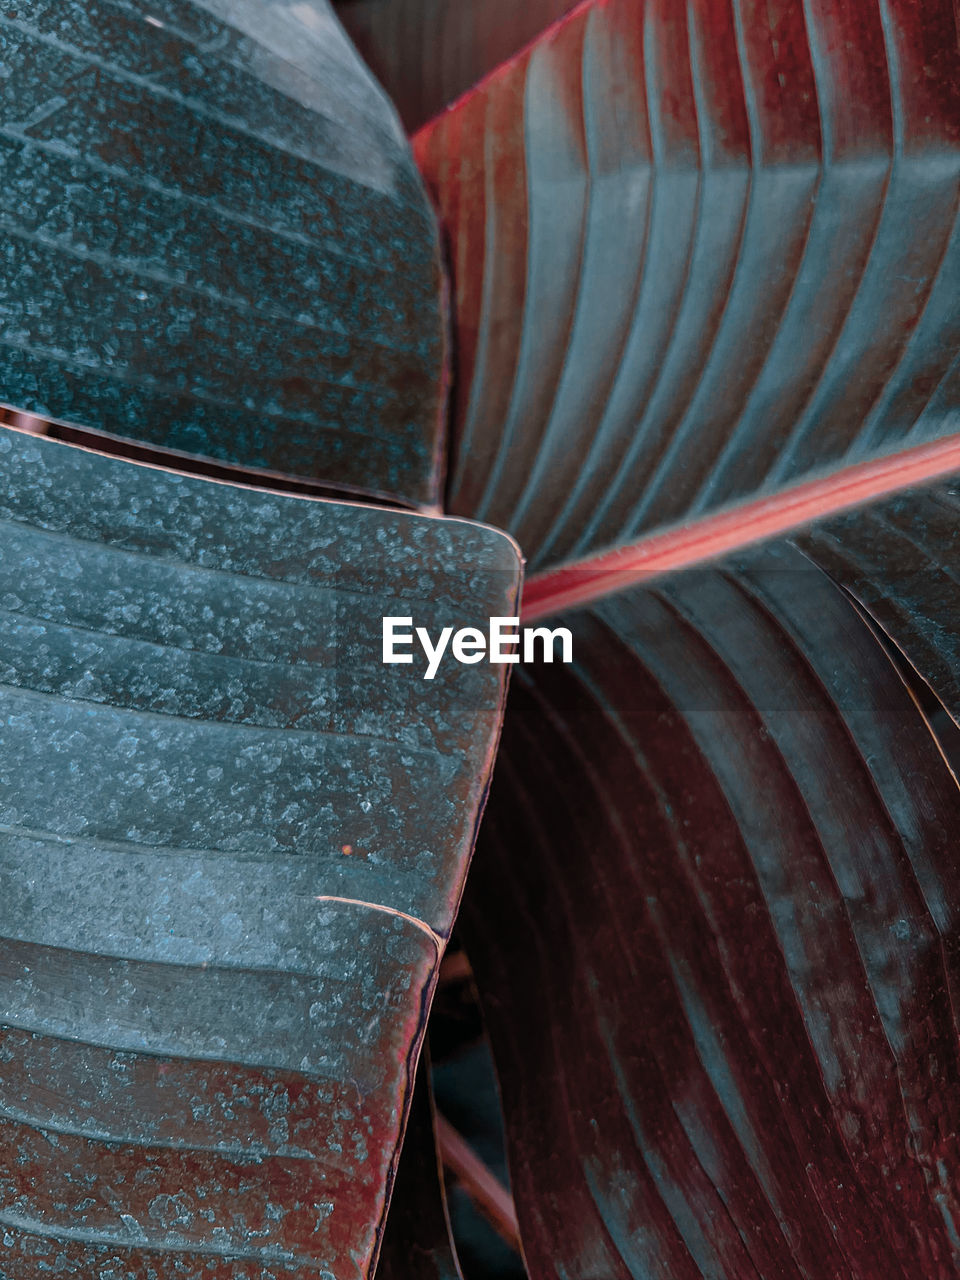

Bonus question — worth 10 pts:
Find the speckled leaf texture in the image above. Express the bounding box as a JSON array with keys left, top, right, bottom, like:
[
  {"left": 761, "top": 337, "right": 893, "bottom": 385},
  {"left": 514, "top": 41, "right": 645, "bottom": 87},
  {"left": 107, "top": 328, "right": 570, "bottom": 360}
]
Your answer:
[
  {"left": 0, "top": 425, "right": 521, "bottom": 1278},
  {"left": 0, "top": 0, "right": 447, "bottom": 505},
  {"left": 414, "top": 0, "right": 960, "bottom": 568},
  {"left": 459, "top": 541, "right": 960, "bottom": 1278}
]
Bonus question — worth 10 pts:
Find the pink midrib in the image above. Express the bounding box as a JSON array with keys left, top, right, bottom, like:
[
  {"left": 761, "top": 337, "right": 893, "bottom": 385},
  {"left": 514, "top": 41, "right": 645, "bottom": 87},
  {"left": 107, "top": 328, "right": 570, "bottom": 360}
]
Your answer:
[{"left": 521, "top": 433, "right": 960, "bottom": 622}]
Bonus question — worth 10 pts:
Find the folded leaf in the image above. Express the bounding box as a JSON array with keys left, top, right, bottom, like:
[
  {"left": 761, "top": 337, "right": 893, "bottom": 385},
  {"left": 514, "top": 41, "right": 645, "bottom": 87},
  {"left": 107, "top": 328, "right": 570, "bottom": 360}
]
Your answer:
[
  {"left": 0, "top": 0, "right": 446, "bottom": 505},
  {"left": 0, "top": 426, "right": 520, "bottom": 1276},
  {"left": 415, "top": 0, "right": 960, "bottom": 568},
  {"left": 461, "top": 542, "right": 960, "bottom": 1277}
]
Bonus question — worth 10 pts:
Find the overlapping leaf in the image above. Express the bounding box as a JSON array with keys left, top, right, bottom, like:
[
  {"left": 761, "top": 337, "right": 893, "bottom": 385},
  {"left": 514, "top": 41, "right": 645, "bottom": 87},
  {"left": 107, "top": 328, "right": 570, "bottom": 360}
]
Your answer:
[
  {"left": 0, "top": 426, "right": 520, "bottom": 1276},
  {"left": 0, "top": 0, "right": 446, "bottom": 504},
  {"left": 414, "top": 0, "right": 960, "bottom": 568},
  {"left": 7, "top": 0, "right": 960, "bottom": 1276},
  {"left": 459, "top": 542, "right": 960, "bottom": 1277}
]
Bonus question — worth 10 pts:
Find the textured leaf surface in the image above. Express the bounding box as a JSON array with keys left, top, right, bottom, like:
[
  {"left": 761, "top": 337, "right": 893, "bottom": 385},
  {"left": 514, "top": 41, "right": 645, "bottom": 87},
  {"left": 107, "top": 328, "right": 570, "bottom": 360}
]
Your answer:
[
  {"left": 415, "top": 0, "right": 960, "bottom": 568},
  {"left": 0, "top": 0, "right": 446, "bottom": 505},
  {"left": 334, "top": 0, "right": 579, "bottom": 132},
  {"left": 0, "top": 426, "right": 520, "bottom": 1277},
  {"left": 460, "top": 542, "right": 960, "bottom": 1277}
]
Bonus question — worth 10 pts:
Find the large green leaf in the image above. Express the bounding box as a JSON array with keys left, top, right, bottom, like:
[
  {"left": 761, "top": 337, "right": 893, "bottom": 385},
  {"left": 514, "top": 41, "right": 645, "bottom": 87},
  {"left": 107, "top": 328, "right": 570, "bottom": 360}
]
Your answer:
[
  {"left": 0, "top": 425, "right": 520, "bottom": 1275},
  {"left": 0, "top": 0, "right": 446, "bottom": 505}
]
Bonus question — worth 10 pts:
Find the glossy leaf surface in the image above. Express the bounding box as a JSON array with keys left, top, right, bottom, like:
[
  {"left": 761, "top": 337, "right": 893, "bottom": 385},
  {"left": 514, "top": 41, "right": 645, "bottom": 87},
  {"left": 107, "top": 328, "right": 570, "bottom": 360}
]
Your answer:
[
  {"left": 0, "top": 0, "right": 446, "bottom": 505},
  {"left": 415, "top": 0, "right": 960, "bottom": 568},
  {"left": 461, "top": 542, "right": 960, "bottom": 1277},
  {"left": 0, "top": 426, "right": 520, "bottom": 1276}
]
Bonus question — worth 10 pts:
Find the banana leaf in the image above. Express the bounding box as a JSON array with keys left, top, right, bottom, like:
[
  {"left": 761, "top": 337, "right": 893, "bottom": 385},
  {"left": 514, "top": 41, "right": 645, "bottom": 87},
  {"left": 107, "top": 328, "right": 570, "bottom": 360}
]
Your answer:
[{"left": 414, "top": 0, "right": 960, "bottom": 568}]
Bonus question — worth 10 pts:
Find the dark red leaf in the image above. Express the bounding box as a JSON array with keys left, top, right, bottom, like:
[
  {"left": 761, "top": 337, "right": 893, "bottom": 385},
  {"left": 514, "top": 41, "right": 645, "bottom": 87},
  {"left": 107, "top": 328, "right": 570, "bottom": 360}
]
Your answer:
[{"left": 461, "top": 541, "right": 960, "bottom": 1277}]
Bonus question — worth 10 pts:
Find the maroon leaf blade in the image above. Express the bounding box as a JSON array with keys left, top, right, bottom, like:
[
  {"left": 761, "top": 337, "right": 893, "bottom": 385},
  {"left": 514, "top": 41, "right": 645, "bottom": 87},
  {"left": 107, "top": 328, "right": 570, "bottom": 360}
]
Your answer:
[
  {"left": 461, "top": 541, "right": 960, "bottom": 1277},
  {"left": 415, "top": 0, "right": 960, "bottom": 569}
]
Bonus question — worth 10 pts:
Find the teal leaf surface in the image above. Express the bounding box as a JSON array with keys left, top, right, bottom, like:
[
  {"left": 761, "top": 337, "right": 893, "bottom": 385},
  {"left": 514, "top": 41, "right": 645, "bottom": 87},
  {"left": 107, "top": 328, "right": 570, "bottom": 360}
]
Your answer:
[
  {"left": 0, "top": 425, "right": 521, "bottom": 1277},
  {"left": 0, "top": 1, "right": 447, "bottom": 505}
]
